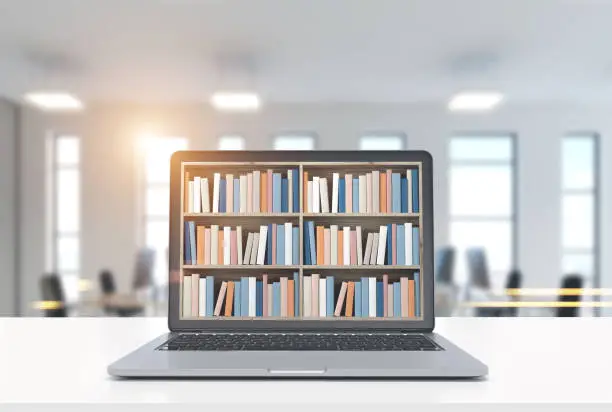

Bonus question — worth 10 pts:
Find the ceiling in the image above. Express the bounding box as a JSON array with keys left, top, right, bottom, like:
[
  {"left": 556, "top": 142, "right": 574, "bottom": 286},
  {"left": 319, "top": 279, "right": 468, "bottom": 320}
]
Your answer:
[{"left": 0, "top": 0, "right": 611, "bottom": 104}]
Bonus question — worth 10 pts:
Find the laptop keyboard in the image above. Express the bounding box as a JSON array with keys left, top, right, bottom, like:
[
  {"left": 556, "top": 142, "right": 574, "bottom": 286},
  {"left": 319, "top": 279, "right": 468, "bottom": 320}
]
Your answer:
[{"left": 158, "top": 333, "right": 442, "bottom": 351}]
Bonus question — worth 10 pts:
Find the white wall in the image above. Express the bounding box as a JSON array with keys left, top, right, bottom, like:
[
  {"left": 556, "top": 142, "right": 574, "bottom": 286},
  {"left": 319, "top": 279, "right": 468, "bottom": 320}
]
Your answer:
[{"left": 15, "top": 102, "right": 612, "bottom": 315}]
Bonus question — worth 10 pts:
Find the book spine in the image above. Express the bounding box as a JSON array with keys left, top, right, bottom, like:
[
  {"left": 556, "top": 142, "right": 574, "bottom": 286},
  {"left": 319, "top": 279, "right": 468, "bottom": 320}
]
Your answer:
[
  {"left": 372, "top": 170, "right": 379, "bottom": 214},
  {"left": 413, "top": 227, "right": 420, "bottom": 265},
  {"left": 236, "top": 226, "right": 243, "bottom": 265},
  {"left": 326, "top": 276, "right": 335, "bottom": 317},
  {"left": 383, "top": 274, "right": 389, "bottom": 317},
  {"left": 212, "top": 173, "right": 221, "bottom": 213},
  {"left": 307, "top": 181, "right": 313, "bottom": 213},
  {"left": 288, "top": 279, "right": 295, "bottom": 317},
  {"left": 319, "top": 178, "right": 330, "bottom": 213},
  {"left": 199, "top": 276, "right": 207, "bottom": 317},
  {"left": 271, "top": 224, "right": 277, "bottom": 264},
  {"left": 319, "top": 278, "right": 326, "bottom": 317},
  {"left": 276, "top": 225, "right": 285, "bottom": 265},
  {"left": 193, "top": 176, "right": 201, "bottom": 213},
  {"left": 230, "top": 229, "right": 237, "bottom": 265},
  {"left": 262, "top": 274, "right": 268, "bottom": 317},
  {"left": 184, "top": 171, "right": 190, "bottom": 213},
  {"left": 387, "top": 283, "right": 394, "bottom": 317},
  {"left": 191, "top": 275, "right": 198, "bottom": 316},
  {"left": 386, "top": 169, "right": 392, "bottom": 213},
  {"left": 343, "top": 226, "right": 350, "bottom": 266},
  {"left": 253, "top": 171, "right": 261, "bottom": 213},
  {"left": 376, "top": 225, "right": 387, "bottom": 265},
  {"left": 267, "top": 224, "right": 273, "bottom": 265},
  {"left": 202, "top": 177, "right": 210, "bottom": 213},
  {"left": 239, "top": 175, "right": 247, "bottom": 213},
  {"left": 352, "top": 178, "right": 359, "bottom": 214},
  {"left": 334, "top": 282, "right": 348, "bottom": 316},
  {"left": 287, "top": 170, "right": 293, "bottom": 213},
  {"left": 225, "top": 281, "right": 235, "bottom": 316},
  {"left": 345, "top": 281, "right": 354, "bottom": 317},
  {"left": 311, "top": 274, "right": 319, "bottom": 317},
  {"left": 323, "top": 228, "right": 331, "bottom": 265},
  {"left": 189, "top": 222, "right": 196, "bottom": 265},
  {"left": 281, "top": 178, "right": 288, "bottom": 213},
  {"left": 204, "top": 228, "right": 211, "bottom": 264},
  {"left": 369, "top": 233, "right": 379, "bottom": 265},
  {"left": 345, "top": 174, "right": 352, "bottom": 213},
  {"left": 338, "top": 176, "right": 346, "bottom": 213},
  {"left": 273, "top": 282, "right": 281, "bottom": 317},
  {"left": 206, "top": 276, "right": 214, "bottom": 316},
  {"left": 391, "top": 224, "right": 397, "bottom": 265},
  {"left": 293, "top": 272, "right": 299, "bottom": 317},
  {"left": 356, "top": 226, "right": 363, "bottom": 265},
  {"left": 376, "top": 281, "right": 383, "bottom": 317},
  {"left": 366, "top": 172, "right": 372, "bottom": 213},
  {"left": 226, "top": 174, "right": 233, "bottom": 213},
  {"left": 400, "top": 177, "right": 408, "bottom": 213},
  {"left": 247, "top": 173, "right": 253, "bottom": 213},
  {"left": 406, "top": 169, "right": 412, "bottom": 212},
  {"left": 240, "top": 277, "right": 249, "bottom": 316},
  {"left": 256, "top": 280, "right": 263, "bottom": 317},
  {"left": 214, "top": 281, "right": 227, "bottom": 316},
  {"left": 358, "top": 175, "right": 366, "bottom": 213},
  {"left": 397, "top": 224, "right": 405, "bottom": 265},
  {"left": 412, "top": 169, "right": 419, "bottom": 212},
  {"left": 408, "top": 279, "right": 415, "bottom": 318},
  {"left": 292, "top": 168, "right": 299, "bottom": 213},
  {"left": 361, "top": 277, "right": 369, "bottom": 317},
  {"left": 223, "top": 226, "right": 231, "bottom": 265},
  {"left": 273, "top": 173, "right": 282, "bottom": 213},
  {"left": 303, "top": 275, "right": 311, "bottom": 317},
  {"left": 303, "top": 222, "right": 311, "bottom": 265},
  {"left": 243, "top": 232, "right": 253, "bottom": 264},
  {"left": 261, "top": 172, "right": 267, "bottom": 213},
  {"left": 233, "top": 281, "right": 241, "bottom": 317},
  {"left": 330, "top": 225, "right": 338, "bottom": 265},
  {"left": 316, "top": 225, "right": 324, "bottom": 265},
  {"left": 350, "top": 229, "right": 357, "bottom": 265},
  {"left": 312, "top": 176, "right": 320, "bottom": 213},
  {"left": 249, "top": 277, "right": 256, "bottom": 316},
  {"left": 184, "top": 222, "right": 191, "bottom": 264},
  {"left": 391, "top": 173, "right": 401, "bottom": 213},
  {"left": 303, "top": 171, "right": 309, "bottom": 212},
  {"left": 363, "top": 233, "right": 373, "bottom": 265},
  {"left": 267, "top": 169, "right": 273, "bottom": 213},
  {"left": 354, "top": 281, "right": 362, "bottom": 317},
  {"left": 386, "top": 223, "right": 392, "bottom": 265},
  {"left": 281, "top": 277, "right": 288, "bottom": 317},
  {"left": 369, "top": 277, "right": 376, "bottom": 317},
  {"left": 405, "top": 223, "right": 413, "bottom": 265},
  {"left": 401, "top": 277, "right": 409, "bottom": 317},
  {"left": 308, "top": 221, "right": 316, "bottom": 264},
  {"left": 257, "top": 225, "right": 268, "bottom": 265},
  {"left": 219, "top": 178, "right": 226, "bottom": 213},
  {"left": 233, "top": 178, "right": 240, "bottom": 214},
  {"left": 380, "top": 171, "right": 386, "bottom": 213},
  {"left": 284, "top": 223, "right": 292, "bottom": 265},
  {"left": 183, "top": 275, "right": 191, "bottom": 317},
  {"left": 393, "top": 282, "right": 401, "bottom": 317},
  {"left": 267, "top": 284, "right": 273, "bottom": 316},
  {"left": 331, "top": 172, "right": 339, "bottom": 213},
  {"left": 249, "top": 233, "right": 259, "bottom": 265},
  {"left": 414, "top": 271, "right": 420, "bottom": 317},
  {"left": 292, "top": 227, "right": 299, "bottom": 266}
]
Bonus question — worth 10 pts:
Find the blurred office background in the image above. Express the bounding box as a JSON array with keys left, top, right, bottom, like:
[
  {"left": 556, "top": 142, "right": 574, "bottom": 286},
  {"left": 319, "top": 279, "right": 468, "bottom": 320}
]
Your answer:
[{"left": 0, "top": 0, "right": 609, "bottom": 317}]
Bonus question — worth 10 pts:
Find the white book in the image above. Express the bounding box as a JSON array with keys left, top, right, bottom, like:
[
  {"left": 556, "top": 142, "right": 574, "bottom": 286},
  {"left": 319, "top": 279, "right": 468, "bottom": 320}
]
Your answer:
[
  {"left": 256, "top": 225, "right": 268, "bottom": 265},
  {"left": 253, "top": 171, "right": 261, "bottom": 213},
  {"left": 212, "top": 173, "right": 221, "bottom": 213},
  {"left": 363, "top": 233, "right": 373, "bottom": 265},
  {"left": 406, "top": 170, "right": 413, "bottom": 212},
  {"left": 387, "top": 284, "right": 394, "bottom": 318},
  {"left": 376, "top": 225, "right": 388, "bottom": 265},
  {"left": 223, "top": 226, "right": 231, "bottom": 265},
  {"left": 304, "top": 276, "right": 312, "bottom": 317},
  {"left": 366, "top": 173, "right": 372, "bottom": 213},
  {"left": 312, "top": 177, "right": 321, "bottom": 213},
  {"left": 331, "top": 172, "right": 339, "bottom": 213},
  {"left": 243, "top": 232, "right": 254, "bottom": 264},
  {"left": 370, "top": 233, "right": 380, "bottom": 265},
  {"left": 356, "top": 226, "right": 363, "bottom": 265},
  {"left": 320, "top": 178, "right": 330, "bottom": 213},
  {"left": 343, "top": 226, "right": 351, "bottom": 266},
  {"left": 281, "top": 277, "right": 288, "bottom": 317},
  {"left": 210, "top": 225, "right": 219, "bottom": 264},
  {"left": 239, "top": 175, "right": 248, "bottom": 213},
  {"left": 237, "top": 226, "right": 243, "bottom": 265},
  {"left": 369, "top": 277, "right": 377, "bottom": 317},
  {"left": 287, "top": 170, "right": 293, "bottom": 213},
  {"left": 307, "top": 181, "right": 313, "bottom": 213},
  {"left": 250, "top": 233, "right": 260, "bottom": 265},
  {"left": 187, "top": 182, "right": 194, "bottom": 213},
  {"left": 345, "top": 174, "right": 353, "bottom": 213},
  {"left": 201, "top": 178, "right": 210, "bottom": 213},
  {"left": 319, "top": 278, "right": 327, "bottom": 317},
  {"left": 330, "top": 225, "right": 338, "bottom": 265},
  {"left": 372, "top": 171, "right": 380, "bottom": 214},
  {"left": 284, "top": 223, "right": 292, "bottom": 265},
  {"left": 226, "top": 174, "right": 233, "bottom": 213},
  {"left": 193, "top": 176, "right": 202, "bottom": 213},
  {"left": 198, "top": 276, "right": 207, "bottom": 317},
  {"left": 182, "top": 275, "right": 192, "bottom": 317},
  {"left": 358, "top": 175, "right": 367, "bottom": 213},
  {"left": 405, "top": 223, "right": 413, "bottom": 265},
  {"left": 247, "top": 173, "right": 253, "bottom": 213},
  {"left": 249, "top": 277, "right": 256, "bottom": 316}
]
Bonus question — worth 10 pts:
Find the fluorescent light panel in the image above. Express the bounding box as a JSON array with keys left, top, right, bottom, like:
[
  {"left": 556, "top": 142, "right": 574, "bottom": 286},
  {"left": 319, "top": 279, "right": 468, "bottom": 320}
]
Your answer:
[
  {"left": 448, "top": 91, "right": 504, "bottom": 112},
  {"left": 24, "top": 92, "right": 84, "bottom": 111},
  {"left": 210, "top": 92, "right": 260, "bottom": 111}
]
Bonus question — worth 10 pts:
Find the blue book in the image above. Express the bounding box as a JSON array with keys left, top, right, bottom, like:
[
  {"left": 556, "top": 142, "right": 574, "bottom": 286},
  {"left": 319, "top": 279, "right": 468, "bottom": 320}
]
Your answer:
[
  {"left": 277, "top": 225, "right": 285, "bottom": 265},
  {"left": 338, "top": 178, "right": 346, "bottom": 213},
  {"left": 219, "top": 178, "right": 226, "bottom": 213},
  {"left": 326, "top": 276, "right": 335, "bottom": 317},
  {"left": 361, "top": 277, "right": 369, "bottom": 317},
  {"left": 292, "top": 227, "right": 299, "bottom": 265},
  {"left": 256, "top": 281, "right": 263, "bottom": 317},
  {"left": 272, "top": 173, "right": 282, "bottom": 212},
  {"left": 281, "top": 178, "right": 288, "bottom": 213},
  {"left": 293, "top": 272, "right": 299, "bottom": 316},
  {"left": 413, "top": 227, "right": 420, "bottom": 265},
  {"left": 266, "top": 223, "right": 273, "bottom": 265},
  {"left": 412, "top": 169, "right": 419, "bottom": 212},
  {"left": 273, "top": 282, "right": 281, "bottom": 317},
  {"left": 391, "top": 173, "right": 401, "bottom": 212},
  {"left": 376, "top": 281, "right": 384, "bottom": 317},
  {"left": 386, "top": 223, "right": 392, "bottom": 265},
  {"left": 188, "top": 221, "right": 196, "bottom": 265},
  {"left": 414, "top": 272, "right": 420, "bottom": 317},
  {"left": 240, "top": 277, "right": 249, "bottom": 316},
  {"left": 355, "top": 282, "right": 362, "bottom": 317},
  {"left": 233, "top": 281, "right": 241, "bottom": 317},
  {"left": 206, "top": 276, "right": 214, "bottom": 316},
  {"left": 292, "top": 169, "right": 299, "bottom": 213},
  {"left": 303, "top": 222, "right": 311, "bottom": 264},
  {"left": 393, "top": 282, "right": 401, "bottom": 317},
  {"left": 352, "top": 178, "right": 359, "bottom": 213},
  {"left": 184, "top": 222, "right": 191, "bottom": 264},
  {"left": 401, "top": 177, "right": 408, "bottom": 213},
  {"left": 397, "top": 224, "right": 405, "bottom": 265},
  {"left": 233, "top": 178, "right": 240, "bottom": 213},
  {"left": 307, "top": 221, "right": 316, "bottom": 264}
]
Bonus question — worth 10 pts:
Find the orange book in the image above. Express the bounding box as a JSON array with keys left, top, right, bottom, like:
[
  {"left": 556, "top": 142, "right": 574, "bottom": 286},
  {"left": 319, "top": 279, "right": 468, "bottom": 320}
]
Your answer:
[
  {"left": 338, "top": 229, "right": 344, "bottom": 265},
  {"left": 184, "top": 171, "right": 191, "bottom": 212},
  {"left": 218, "top": 230, "right": 223, "bottom": 264},
  {"left": 288, "top": 279, "right": 295, "bottom": 317},
  {"left": 196, "top": 226, "right": 205, "bottom": 264},
  {"left": 380, "top": 172, "right": 387, "bottom": 213},
  {"left": 225, "top": 281, "right": 235, "bottom": 316},
  {"left": 261, "top": 172, "right": 268, "bottom": 213},
  {"left": 408, "top": 279, "right": 415, "bottom": 317},
  {"left": 401, "top": 277, "right": 409, "bottom": 317},
  {"left": 303, "top": 171, "right": 309, "bottom": 211},
  {"left": 316, "top": 226, "right": 324, "bottom": 265},
  {"left": 345, "top": 281, "right": 355, "bottom": 317}
]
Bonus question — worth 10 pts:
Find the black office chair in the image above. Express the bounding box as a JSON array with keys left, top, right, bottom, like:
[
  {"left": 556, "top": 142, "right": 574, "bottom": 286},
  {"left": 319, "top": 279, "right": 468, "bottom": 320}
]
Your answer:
[
  {"left": 466, "top": 248, "right": 491, "bottom": 290},
  {"left": 99, "top": 270, "right": 116, "bottom": 295},
  {"left": 504, "top": 270, "right": 522, "bottom": 317},
  {"left": 435, "top": 247, "right": 455, "bottom": 285},
  {"left": 557, "top": 274, "right": 583, "bottom": 317},
  {"left": 98, "top": 269, "right": 144, "bottom": 317},
  {"left": 40, "top": 274, "right": 67, "bottom": 317}
]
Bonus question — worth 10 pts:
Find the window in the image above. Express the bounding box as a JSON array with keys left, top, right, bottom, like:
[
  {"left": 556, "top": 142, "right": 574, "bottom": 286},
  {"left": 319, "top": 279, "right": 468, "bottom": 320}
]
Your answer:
[
  {"left": 273, "top": 135, "right": 315, "bottom": 150},
  {"left": 449, "top": 135, "right": 516, "bottom": 289},
  {"left": 139, "top": 137, "right": 188, "bottom": 284},
  {"left": 218, "top": 135, "right": 245, "bottom": 150},
  {"left": 360, "top": 135, "right": 405, "bottom": 150},
  {"left": 48, "top": 136, "right": 81, "bottom": 303},
  {"left": 562, "top": 135, "right": 598, "bottom": 294}
]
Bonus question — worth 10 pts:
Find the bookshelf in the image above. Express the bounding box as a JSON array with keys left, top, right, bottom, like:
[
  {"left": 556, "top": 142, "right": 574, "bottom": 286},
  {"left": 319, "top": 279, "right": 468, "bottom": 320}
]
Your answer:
[{"left": 180, "top": 161, "right": 424, "bottom": 321}]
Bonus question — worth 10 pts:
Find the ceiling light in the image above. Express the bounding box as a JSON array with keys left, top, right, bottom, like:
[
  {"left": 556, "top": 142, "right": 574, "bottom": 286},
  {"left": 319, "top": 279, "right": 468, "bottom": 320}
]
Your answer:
[
  {"left": 448, "top": 91, "right": 504, "bottom": 112},
  {"left": 24, "top": 92, "right": 84, "bottom": 111},
  {"left": 210, "top": 92, "right": 260, "bottom": 111}
]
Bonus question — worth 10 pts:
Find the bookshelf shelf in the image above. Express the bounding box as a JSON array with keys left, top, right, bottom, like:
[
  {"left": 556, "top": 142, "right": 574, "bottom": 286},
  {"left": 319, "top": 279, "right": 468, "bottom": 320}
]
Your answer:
[
  {"left": 184, "top": 213, "right": 299, "bottom": 218},
  {"left": 302, "top": 213, "right": 419, "bottom": 218},
  {"left": 302, "top": 265, "right": 420, "bottom": 270},
  {"left": 183, "top": 265, "right": 300, "bottom": 270}
]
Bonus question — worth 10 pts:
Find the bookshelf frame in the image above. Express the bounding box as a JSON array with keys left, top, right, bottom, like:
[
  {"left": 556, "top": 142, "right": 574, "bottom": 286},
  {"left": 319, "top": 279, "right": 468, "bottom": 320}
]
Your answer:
[{"left": 168, "top": 151, "right": 434, "bottom": 332}]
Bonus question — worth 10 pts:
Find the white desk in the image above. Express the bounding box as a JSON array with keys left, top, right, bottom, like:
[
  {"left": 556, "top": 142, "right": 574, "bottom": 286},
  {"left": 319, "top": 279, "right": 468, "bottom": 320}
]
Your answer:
[{"left": 1, "top": 318, "right": 611, "bottom": 411}]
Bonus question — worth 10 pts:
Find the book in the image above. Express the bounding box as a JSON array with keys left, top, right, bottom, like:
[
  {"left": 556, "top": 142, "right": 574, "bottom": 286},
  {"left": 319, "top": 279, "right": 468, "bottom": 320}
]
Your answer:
[
  {"left": 330, "top": 225, "right": 338, "bottom": 265},
  {"left": 303, "top": 171, "right": 309, "bottom": 211},
  {"left": 345, "top": 281, "right": 355, "bottom": 317},
  {"left": 206, "top": 276, "right": 214, "bottom": 316},
  {"left": 400, "top": 177, "right": 408, "bottom": 213},
  {"left": 408, "top": 279, "right": 415, "bottom": 317},
  {"left": 250, "top": 233, "right": 259, "bottom": 265},
  {"left": 406, "top": 170, "right": 412, "bottom": 212},
  {"left": 380, "top": 171, "right": 386, "bottom": 213},
  {"left": 183, "top": 275, "right": 191, "bottom": 317},
  {"left": 218, "top": 228, "right": 223, "bottom": 265},
  {"left": 183, "top": 223, "right": 191, "bottom": 264},
  {"left": 214, "top": 281, "right": 227, "bottom": 316},
  {"left": 386, "top": 223, "right": 392, "bottom": 265},
  {"left": 369, "top": 277, "right": 377, "bottom": 317},
  {"left": 363, "top": 233, "right": 373, "bottom": 265},
  {"left": 292, "top": 169, "right": 299, "bottom": 213},
  {"left": 358, "top": 175, "right": 366, "bottom": 213},
  {"left": 272, "top": 224, "right": 277, "bottom": 264},
  {"left": 391, "top": 173, "right": 401, "bottom": 213},
  {"left": 392, "top": 224, "right": 397, "bottom": 265},
  {"left": 387, "top": 283, "right": 394, "bottom": 317},
  {"left": 414, "top": 272, "right": 420, "bottom": 317},
  {"left": 354, "top": 281, "right": 362, "bottom": 317},
  {"left": 334, "top": 281, "right": 348, "bottom": 316},
  {"left": 273, "top": 282, "right": 281, "bottom": 317},
  {"left": 376, "top": 225, "right": 388, "bottom": 265},
  {"left": 352, "top": 178, "right": 359, "bottom": 214},
  {"left": 293, "top": 272, "right": 299, "bottom": 316},
  {"left": 184, "top": 171, "right": 191, "bottom": 212},
  {"left": 243, "top": 232, "right": 254, "bottom": 264},
  {"left": 239, "top": 175, "right": 247, "bottom": 213},
  {"left": 320, "top": 178, "right": 330, "bottom": 213},
  {"left": 199, "top": 276, "right": 207, "bottom": 317},
  {"left": 372, "top": 171, "right": 380, "bottom": 213},
  {"left": 413, "top": 227, "right": 420, "bottom": 265},
  {"left": 253, "top": 171, "right": 261, "bottom": 213},
  {"left": 223, "top": 226, "right": 231, "bottom": 265},
  {"left": 219, "top": 178, "right": 226, "bottom": 213},
  {"left": 226, "top": 174, "right": 233, "bottom": 213},
  {"left": 272, "top": 173, "right": 282, "bottom": 213},
  {"left": 193, "top": 176, "right": 201, "bottom": 213},
  {"left": 361, "top": 277, "right": 369, "bottom": 317},
  {"left": 366, "top": 172, "right": 372, "bottom": 213},
  {"left": 311, "top": 273, "right": 320, "bottom": 317},
  {"left": 323, "top": 228, "right": 331, "bottom": 265},
  {"left": 319, "top": 278, "right": 326, "bottom": 317},
  {"left": 284, "top": 223, "right": 292, "bottom": 265},
  {"left": 204, "top": 228, "right": 211, "bottom": 264},
  {"left": 401, "top": 277, "right": 409, "bottom": 317},
  {"left": 267, "top": 284, "right": 273, "bottom": 316},
  {"left": 267, "top": 224, "right": 273, "bottom": 265},
  {"left": 261, "top": 171, "right": 268, "bottom": 213},
  {"left": 256, "top": 280, "right": 263, "bottom": 317},
  {"left": 292, "top": 227, "right": 299, "bottom": 266},
  {"left": 307, "top": 181, "right": 313, "bottom": 213},
  {"left": 188, "top": 181, "right": 194, "bottom": 213},
  {"left": 267, "top": 170, "right": 273, "bottom": 213},
  {"left": 257, "top": 225, "right": 268, "bottom": 265},
  {"left": 262, "top": 274, "right": 268, "bottom": 317},
  {"left": 338, "top": 176, "right": 346, "bottom": 213},
  {"left": 230, "top": 230, "right": 237, "bottom": 265},
  {"left": 304, "top": 275, "right": 312, "bottom": 317},
  {"left": 326, "top": 276, "right": 335, "bottom": 317},
  {"left": 287, "top": 170, "right": 293, "bottom": 213},
  {"left": 412, "top": 169, "right": 419, "bottom": 212},
  {"left": 383, "top": 274, "right": 389, "bottom": 317},
  {"left": 386, "top": 169, "right": 392, "bottom": 213},
  {"left": 233, "top": 178, "right": 240, "bottom": 214},
  {"left": 345, "top": 174, "right": 352, "bottom": 213},
  {"left": 234, "top": 281, "right": 241, "bottom": 316},
  {"left": 276, "top": 225, "right": 285, "bottom": 265},
  {"left": 376, "top": 281, "right": 383, "bottom": 317},
  {"left": 343, "top": 226, "right": 350, "bottom": 265},
  {"left": 189, "top": 221, "right": 196, "bottom": 266},
  {"left": 397, "top": 224, "right": 405, "bottom": 265},
  {"left": 405, "top": 223, "right": 413, "bottom": 265},
  {"left": 288, "top": 279, "right": 295, "bottom": 317},
  {"left": 236, "top": 226, "right": 243, "bottom": 265},
  {"left": 303, "top": 222, "right": 311, "bottom": 265},
  {"left": 350, "top": 229, "right": 357, "bottom": 265},
  {"left": 247, "top": 173, "right": 253, "bottom": 213},
  {"left": 281, "top": 178, "right": 288, "bottom": 213},
  {"left": 331, "top": 172, "right": 339, "bottom": 213},
  {"left": 316, "top": 225, "right": 324, "bottom": 265},
  {"left": 225, "top": 281, "right": 235, "bottom": 316},
  {"left": 201, "top": 177, "right": 210, "bottom": 213},
  {"left": 370, "top": 233, "right": 379, "bottom": 265},
  {"left": 356, "top": 226, "right": 363, "bottom": 265},
  {"left": 312, "top": 176, "right": 320, "bottom": 213},
  {"left": 249, "top": 277, "right": 256, "bottom": 316},
  {"left": 281, "top": 277, "right": 288, "bottom": 317},
  {"left": 338, "top": 228, "right": 343, "bottom": 265},
  {"left": 393, "top": 282, "right": 401, "bottom": 317}
]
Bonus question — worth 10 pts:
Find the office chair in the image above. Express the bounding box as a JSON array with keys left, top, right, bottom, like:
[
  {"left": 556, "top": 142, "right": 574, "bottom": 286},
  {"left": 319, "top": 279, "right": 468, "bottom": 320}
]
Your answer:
[
  {"left": 466, "top": 248, "right": 491, "bottom": 290},
  {"left": 557, "top": 274, "right": 583, "bottom": 317},
  {"left": 504, "top": 270, "right": 522, "bottom": 317},
  {"left": 40, "top": 274, "right": 67, "bottom": 317},
  {"left": 99, "top": 269, "right": 116, "bottom": 295},
  {"left": 435, "top": 247, "right": 455, "bottom": 284},
  {"left": 434, "top": 247, "right": 457, "bottom": 316}
]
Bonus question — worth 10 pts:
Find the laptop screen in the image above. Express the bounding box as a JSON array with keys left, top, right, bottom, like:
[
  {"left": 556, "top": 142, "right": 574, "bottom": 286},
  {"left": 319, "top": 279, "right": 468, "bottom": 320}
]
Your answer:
[{"left": 179, "top": 160, "right": 423, "bottom": 321}]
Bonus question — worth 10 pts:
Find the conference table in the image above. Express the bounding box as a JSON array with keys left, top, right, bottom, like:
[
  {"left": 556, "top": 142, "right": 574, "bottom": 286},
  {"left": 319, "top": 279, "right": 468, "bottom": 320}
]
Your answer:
[{"left": 1, "top": 317, "right": 610, "bottom": 411}]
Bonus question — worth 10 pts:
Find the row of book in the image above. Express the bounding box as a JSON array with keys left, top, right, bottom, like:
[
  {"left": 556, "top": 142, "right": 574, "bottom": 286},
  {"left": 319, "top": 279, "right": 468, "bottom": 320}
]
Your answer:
[
  {"left": 303, "top": 170, "right": 419, "bottom": 214},
  {"left": 303, "top": 274, "right": 420, "bottom": 318},
  {"left": 185, "top": 170, "right": 300, "bottom": 214},
  {"left": 184, "top": 223, "right": 299, "bottom": 265},
  {"left": 303, "top": 222, "right": 419, "bottom": 266},
  {"left": 182, "top": 273, "right": 300, "bottom": 317}
]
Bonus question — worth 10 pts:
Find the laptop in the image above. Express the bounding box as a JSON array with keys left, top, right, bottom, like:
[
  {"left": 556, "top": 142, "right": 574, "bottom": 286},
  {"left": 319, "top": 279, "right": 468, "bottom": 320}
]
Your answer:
[{"left": 108, "top": 150, "right": 487, "bottom": 378}]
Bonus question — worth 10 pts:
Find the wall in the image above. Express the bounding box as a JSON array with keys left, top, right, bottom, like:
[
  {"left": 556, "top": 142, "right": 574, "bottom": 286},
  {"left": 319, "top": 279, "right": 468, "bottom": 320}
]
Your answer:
[{"left": 16, "top": 102, "right": 612, "bottom": 315}]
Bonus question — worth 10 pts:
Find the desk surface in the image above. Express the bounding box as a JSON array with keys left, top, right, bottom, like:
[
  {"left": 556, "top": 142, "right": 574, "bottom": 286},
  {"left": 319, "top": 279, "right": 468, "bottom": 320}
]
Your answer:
[{"left": 1, "top": 317, "right": 610, "bottom": 411}]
